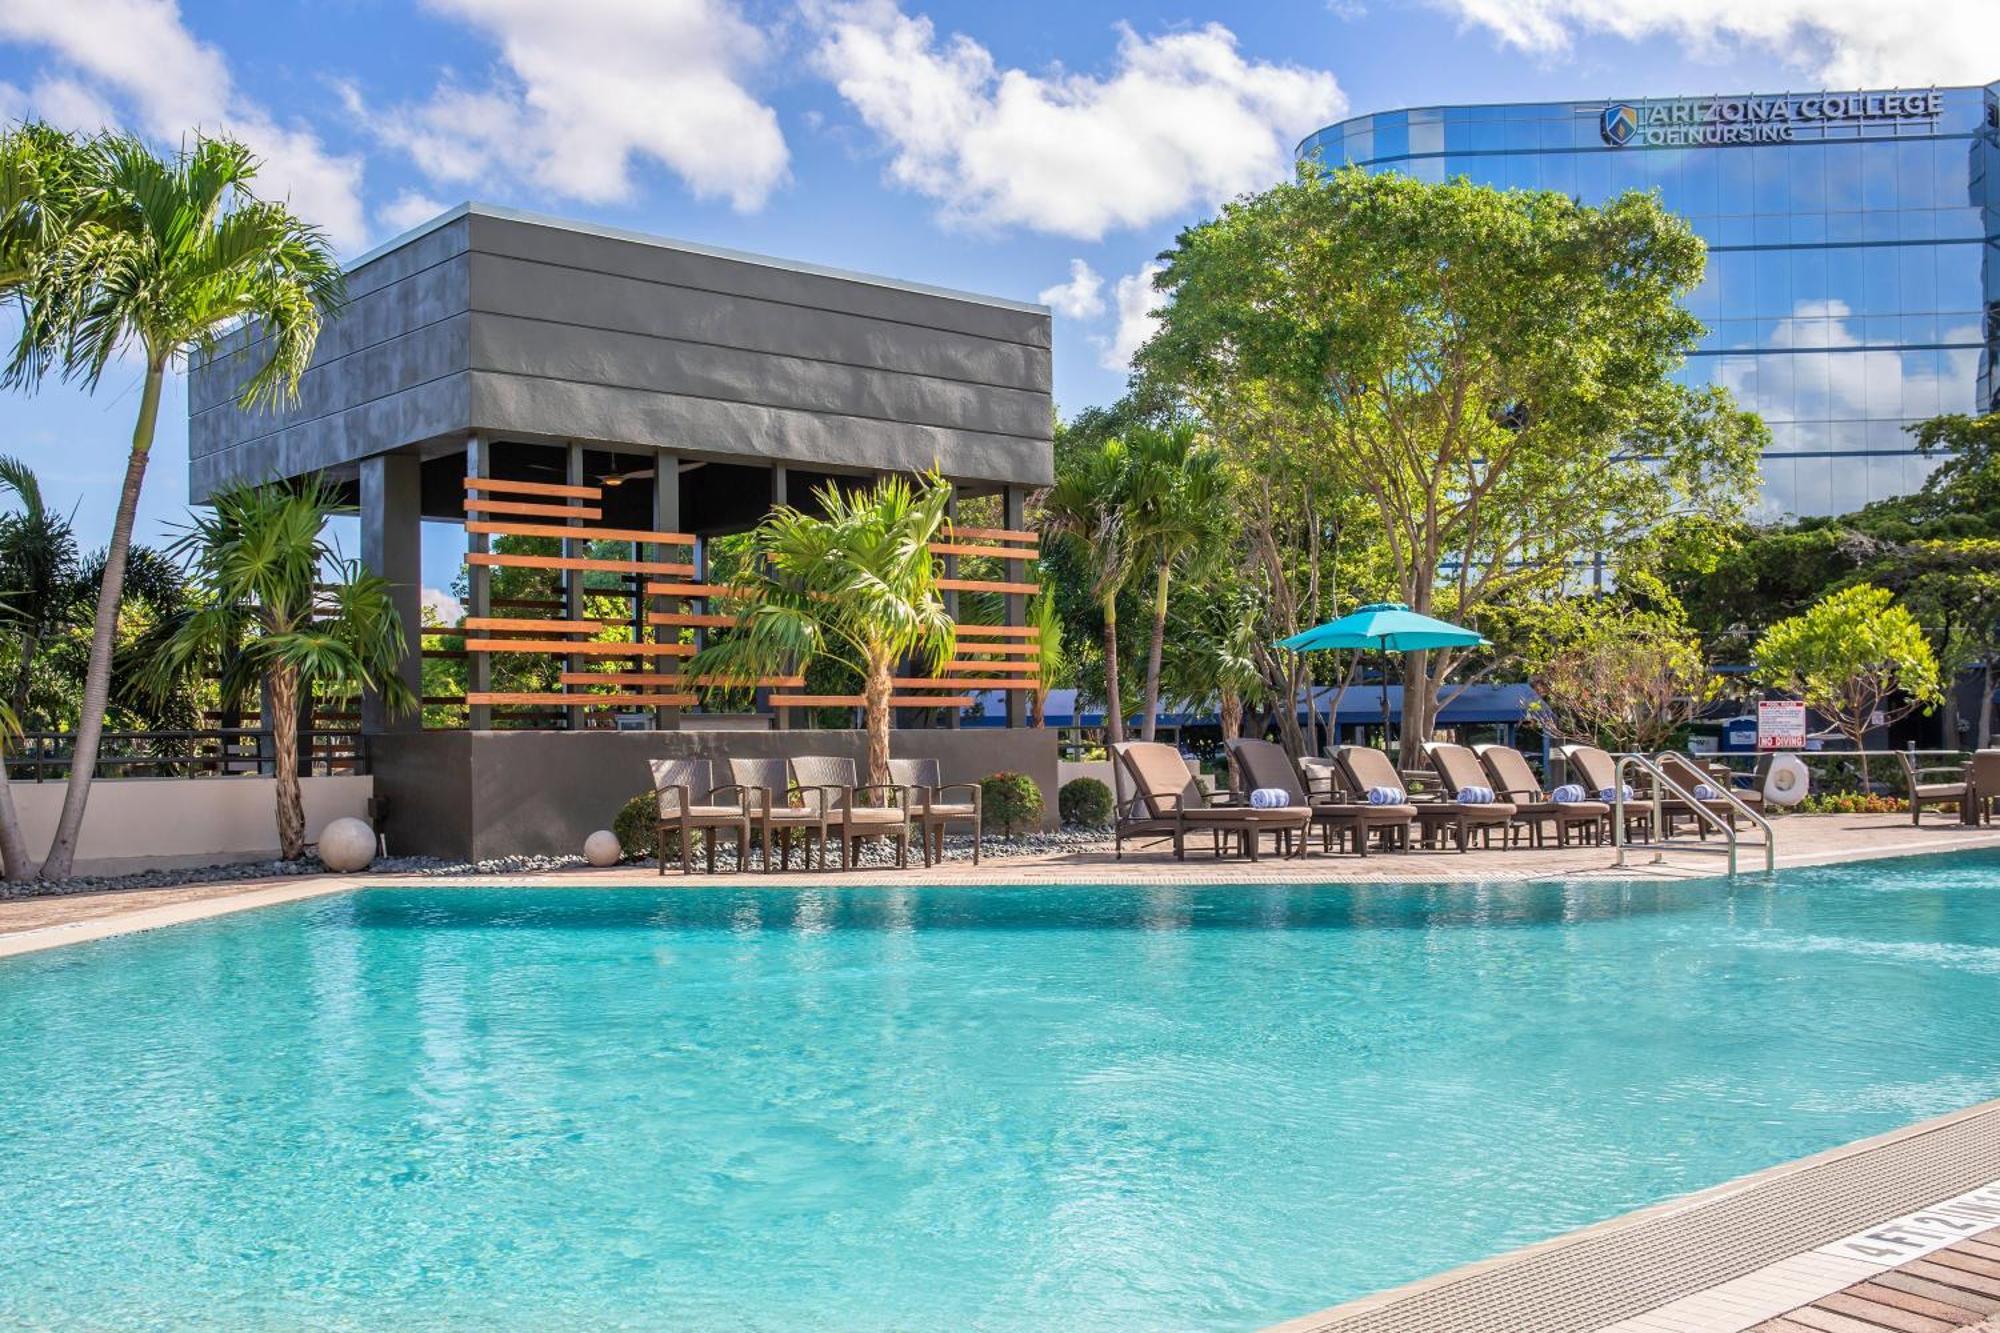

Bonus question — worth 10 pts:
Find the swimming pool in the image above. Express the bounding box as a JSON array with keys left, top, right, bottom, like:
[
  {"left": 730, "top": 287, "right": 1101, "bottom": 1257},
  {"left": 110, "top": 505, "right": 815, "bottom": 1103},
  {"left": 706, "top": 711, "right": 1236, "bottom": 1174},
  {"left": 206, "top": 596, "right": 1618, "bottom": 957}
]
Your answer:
[{"left": 4, "top": 855, "right": 2000, "bottom": 1329}]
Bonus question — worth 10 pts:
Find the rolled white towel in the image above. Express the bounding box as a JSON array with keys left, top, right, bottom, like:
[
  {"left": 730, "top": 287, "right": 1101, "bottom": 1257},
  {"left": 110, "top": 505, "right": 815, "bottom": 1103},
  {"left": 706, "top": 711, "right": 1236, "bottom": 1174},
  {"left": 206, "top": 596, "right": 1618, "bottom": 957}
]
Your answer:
[
  {"left": 1367, "top": 786, "right": 1405, "bottom": 805},
  {"left": 1455, "top": 785, "right": 1495, "bottom": 805},
  {"left": 1550, "top": 783, "right": 1586, "bottom": 803},
  {"left": 1693, "top": 782, "right": 1722, "bottom": 800},
  {"left": 1597, "top": 785, "right": 1633, "bottom": 802},
  {"left": 1248, "top": 787, "right": 1293, "bottom": 809}
]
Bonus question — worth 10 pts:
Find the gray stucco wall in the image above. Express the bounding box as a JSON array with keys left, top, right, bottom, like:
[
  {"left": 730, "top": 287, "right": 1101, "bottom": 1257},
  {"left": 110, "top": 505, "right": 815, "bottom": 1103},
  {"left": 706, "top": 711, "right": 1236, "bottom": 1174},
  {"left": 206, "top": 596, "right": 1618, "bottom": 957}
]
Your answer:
[
  {"left": 371, "top": 728, "right": 1059, "bottom": 861},
  {"left": 189, "top": 204, "right": 1053, "bottom": 499}
]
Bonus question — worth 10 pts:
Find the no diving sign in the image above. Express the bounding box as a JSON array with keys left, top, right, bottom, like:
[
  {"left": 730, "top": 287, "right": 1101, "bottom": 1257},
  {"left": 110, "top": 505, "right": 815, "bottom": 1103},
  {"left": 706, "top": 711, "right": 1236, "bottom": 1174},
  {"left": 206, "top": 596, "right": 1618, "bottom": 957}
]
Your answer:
[{"left": 1758, "top": 700, "right": 1807, "bottom": 751}]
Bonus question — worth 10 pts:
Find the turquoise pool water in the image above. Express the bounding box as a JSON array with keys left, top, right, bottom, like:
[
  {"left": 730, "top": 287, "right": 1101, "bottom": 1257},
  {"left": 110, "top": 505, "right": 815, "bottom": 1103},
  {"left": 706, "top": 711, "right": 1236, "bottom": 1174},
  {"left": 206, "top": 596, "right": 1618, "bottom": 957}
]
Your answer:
[{"left": 5, "top": 857, "right": 2000, "bottom": 1329}]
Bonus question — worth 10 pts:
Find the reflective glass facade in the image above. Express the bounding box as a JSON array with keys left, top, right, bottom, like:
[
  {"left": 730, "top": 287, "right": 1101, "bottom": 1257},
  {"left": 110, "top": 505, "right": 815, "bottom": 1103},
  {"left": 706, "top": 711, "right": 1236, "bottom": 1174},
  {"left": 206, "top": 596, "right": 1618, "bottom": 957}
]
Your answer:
[{"left": 1298, "top": 85, "right": 2000, "bottom": 517}]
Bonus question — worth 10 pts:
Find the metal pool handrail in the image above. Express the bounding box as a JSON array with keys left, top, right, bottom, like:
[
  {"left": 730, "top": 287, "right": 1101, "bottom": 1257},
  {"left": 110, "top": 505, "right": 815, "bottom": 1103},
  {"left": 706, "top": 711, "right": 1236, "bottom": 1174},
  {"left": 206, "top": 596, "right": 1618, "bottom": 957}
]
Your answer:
[{"left": 1610, "top": 752, "right": 1775, "bottom": 877}]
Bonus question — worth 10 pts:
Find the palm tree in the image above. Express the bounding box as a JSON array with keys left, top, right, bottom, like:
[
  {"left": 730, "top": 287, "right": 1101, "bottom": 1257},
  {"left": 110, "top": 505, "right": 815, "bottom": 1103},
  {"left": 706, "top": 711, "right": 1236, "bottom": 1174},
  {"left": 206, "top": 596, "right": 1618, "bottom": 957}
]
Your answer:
[
  {"left": 1126, "top": 423, "right": 1230, "bottom": 742},
  {"left": 0, "top": 455, "right": 83, "bottom": 721},
  {"left": 0, "top": 121, "right": 85, "bottom": 299},
  {"left": 9, "top": 133, "right": 342, "bottom": 879},
  {"left": 145, "top": 478, "right": 412, "bottom": 861},
  {"left": 1039, "top": 439, "right": 1135, "bottom": 743},
  {"left": 1165, "top": 592, "right": 1269, "bottom": 743},
  {"left": 1027, "top": 588, "right": 1065, "bottom": 727},
  {"left": 687, "top": 475, "right": 955, "bottom": 790}
]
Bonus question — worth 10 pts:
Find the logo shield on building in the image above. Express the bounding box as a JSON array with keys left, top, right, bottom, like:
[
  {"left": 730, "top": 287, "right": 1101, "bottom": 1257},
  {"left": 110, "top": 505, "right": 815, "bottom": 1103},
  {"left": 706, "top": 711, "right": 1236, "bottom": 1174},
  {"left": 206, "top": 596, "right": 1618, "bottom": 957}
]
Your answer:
[{"left": 1600, "top": 103, "right": 1639, "bottom": 147}]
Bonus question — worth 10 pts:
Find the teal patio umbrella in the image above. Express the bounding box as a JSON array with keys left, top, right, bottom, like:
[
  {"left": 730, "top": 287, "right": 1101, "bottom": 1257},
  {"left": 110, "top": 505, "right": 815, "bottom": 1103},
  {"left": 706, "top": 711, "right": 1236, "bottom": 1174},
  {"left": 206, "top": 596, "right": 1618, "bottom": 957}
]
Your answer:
[{"left": 1277, "top": 602, "right": 1487, "bottom": 748}]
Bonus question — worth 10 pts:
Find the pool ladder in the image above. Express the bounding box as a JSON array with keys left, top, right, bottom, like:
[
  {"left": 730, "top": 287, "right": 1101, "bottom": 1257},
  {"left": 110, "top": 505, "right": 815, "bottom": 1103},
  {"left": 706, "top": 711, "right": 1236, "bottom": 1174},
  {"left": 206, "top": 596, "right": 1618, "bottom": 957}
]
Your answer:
[{"left": 1610, "top": 753, "right": 1776, "bottom": 877}]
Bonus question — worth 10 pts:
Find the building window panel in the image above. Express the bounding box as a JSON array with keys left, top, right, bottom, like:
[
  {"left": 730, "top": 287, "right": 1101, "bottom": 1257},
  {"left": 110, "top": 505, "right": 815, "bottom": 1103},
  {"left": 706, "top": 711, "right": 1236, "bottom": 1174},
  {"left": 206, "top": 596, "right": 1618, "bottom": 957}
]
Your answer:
[
  {"left": 1860, "top": 142, "right": 1900, "bottom": 210},
  {"left": 1794, "top": 352, "right": 1832, "bottom": 419},
  {"left": 1825, "top": 143, "right": 1863, "bottom": 211},
  {"left": 1573, "top": 151, "right": 1611, "bottom": 203},
  {"left": 1754, "top": 249, "right": 1794, "bottom": 315},
  {"left": 1861, "top": 247, "right": 1900, "bottom": 316},
  {"left": 1717, "top": 149, "right": 1753, "bottom": 214},
  {"left": 1897, "top": 141, "right": 1938, "bottom": 209}
]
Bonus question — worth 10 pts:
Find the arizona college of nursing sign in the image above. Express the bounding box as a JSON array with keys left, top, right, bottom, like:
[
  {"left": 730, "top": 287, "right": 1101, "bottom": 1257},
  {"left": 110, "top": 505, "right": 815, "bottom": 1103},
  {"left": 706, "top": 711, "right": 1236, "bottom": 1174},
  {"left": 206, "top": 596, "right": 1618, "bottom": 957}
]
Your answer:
[
  {"left": 1757, "top": 700, "right": 1808, "bottom": 751},
  {"left": 1599, "top": 90, "right": 1943, "bottom": 147}
]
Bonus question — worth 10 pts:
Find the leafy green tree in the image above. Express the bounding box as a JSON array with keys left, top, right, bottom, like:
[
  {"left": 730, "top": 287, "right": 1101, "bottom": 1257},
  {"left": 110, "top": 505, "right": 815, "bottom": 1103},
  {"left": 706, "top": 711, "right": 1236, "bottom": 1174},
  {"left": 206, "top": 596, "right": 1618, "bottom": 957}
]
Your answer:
[
  {"left": 1519, "top": 585, "right": 1716, "bottom": 753},
  {"left": 1039, "top": 437, "right": 1138, "bottom": 743},
  {"left": 1752, "top": 584, "right": 1942, "bottom": 785},
  {"left": 146, "top": 479, "right": 413, "bottom": 860},
  {"left": 10, "top": 133, "right": 342, "bottom": 879},
  {"left": 1124, "top": 422, "right": 1230, "bottom": 741},
  {"left": 686, "top": 475, "right": 955, "bottom": 789},
  {"left": 1142, "top": 165, "right": 1763, "bottom": 766}
]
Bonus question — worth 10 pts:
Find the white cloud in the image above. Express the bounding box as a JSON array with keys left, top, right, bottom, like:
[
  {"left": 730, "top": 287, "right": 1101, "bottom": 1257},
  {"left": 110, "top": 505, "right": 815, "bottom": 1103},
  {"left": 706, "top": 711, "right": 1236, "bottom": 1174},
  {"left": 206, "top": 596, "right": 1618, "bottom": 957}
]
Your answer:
[
  {"left": 421, "top": 586, "right": 465, "bottom": 626},
  {"left": 808, "top": 2, "right": 1345, "bottom": 239},
  {"left": 361, "top": 0, "right": 788, "bottom": 211},
  {"left": 1432, "top": 0, "right": 2000, "bottom": 87},
  {"left": 0, "top": 0, "right": 369, "bottom": 252},
  {"left": 1097, "top": 261, "right": 1164, "bottom": 371},
  {"left": 379, "top": 189, "right": 451, "bottom": 236},
  {"left": 1037, "top": 259, "right": 1106, "bottom": 320}
]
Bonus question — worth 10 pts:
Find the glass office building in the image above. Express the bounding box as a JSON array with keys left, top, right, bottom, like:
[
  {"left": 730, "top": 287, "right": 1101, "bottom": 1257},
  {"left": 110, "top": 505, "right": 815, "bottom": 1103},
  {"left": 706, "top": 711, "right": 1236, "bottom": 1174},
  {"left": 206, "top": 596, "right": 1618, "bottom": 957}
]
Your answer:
[{"left": 1298, "top": 85, "right": 2000, "bottom": 517}]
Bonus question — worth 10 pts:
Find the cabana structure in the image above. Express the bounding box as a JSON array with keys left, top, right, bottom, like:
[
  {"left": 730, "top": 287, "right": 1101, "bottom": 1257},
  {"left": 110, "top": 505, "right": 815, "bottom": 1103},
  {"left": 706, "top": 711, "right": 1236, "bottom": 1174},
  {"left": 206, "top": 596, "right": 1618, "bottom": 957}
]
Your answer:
[{"left": 189, "top": 203, "right": 1055, "bottom": 858}]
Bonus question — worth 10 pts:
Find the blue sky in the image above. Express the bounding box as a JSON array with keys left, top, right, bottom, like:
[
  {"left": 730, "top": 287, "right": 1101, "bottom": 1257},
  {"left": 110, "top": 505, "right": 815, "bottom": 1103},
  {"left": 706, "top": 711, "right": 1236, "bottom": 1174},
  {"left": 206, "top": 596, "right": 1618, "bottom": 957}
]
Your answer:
[{"left": 0, "top": 0, "right": 1994, "bottom": 603}]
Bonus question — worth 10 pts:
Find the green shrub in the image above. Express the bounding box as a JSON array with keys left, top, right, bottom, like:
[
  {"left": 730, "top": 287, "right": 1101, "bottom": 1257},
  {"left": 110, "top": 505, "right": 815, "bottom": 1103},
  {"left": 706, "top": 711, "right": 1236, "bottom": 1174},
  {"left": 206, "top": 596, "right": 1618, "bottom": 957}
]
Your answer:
[
  {"left": 981, "top": 771, "right": 1045, "bottom": 836},
  {"left": 613, "top": 793, "right": 657, "bottom": 860},
  {"left": 1058, "top": 776, "right": 1113, "bottom": 828}
]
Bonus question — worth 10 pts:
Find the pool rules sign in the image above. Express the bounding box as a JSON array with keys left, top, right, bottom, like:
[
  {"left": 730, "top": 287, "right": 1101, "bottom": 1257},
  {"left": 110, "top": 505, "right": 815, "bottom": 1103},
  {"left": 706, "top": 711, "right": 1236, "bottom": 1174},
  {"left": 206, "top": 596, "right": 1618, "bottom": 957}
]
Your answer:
[{"left": 1757, "top": 700, "right": 1807, "bottom": 751}]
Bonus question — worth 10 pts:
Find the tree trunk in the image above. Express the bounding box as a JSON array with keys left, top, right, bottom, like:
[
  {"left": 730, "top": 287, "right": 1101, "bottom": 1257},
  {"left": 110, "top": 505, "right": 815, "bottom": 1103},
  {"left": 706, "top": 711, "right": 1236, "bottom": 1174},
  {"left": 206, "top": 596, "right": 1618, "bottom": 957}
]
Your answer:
[
  {"left": 1100, "top": 595, "right": 1125, "bottom": 745},
  {"left": 0, "top": 763, "right": 33, "bottom": 880},
  {"left": 1139, "top": 563, "right": 1169, "bottom": 743},
  {"left": 40, "top": 358, "right": 164, "bottom": 881},
  {"left": 1220, "top": 688, "right": 1242, "bottom": 742},
  {"left": 9, "top": 626, "right": 40, "bottom": 728},
  {"left": 270, "top": 667, "right": 306, "bottom": 860},
  {"left": 1982, "top": 659, "right": 1994, "bottom": 750},
  {"left": 1398, "top": 648, "right": 1431, "bottom": 771},
  {"left": 862, "top": 651, "right": 893, "bottom": 793}
]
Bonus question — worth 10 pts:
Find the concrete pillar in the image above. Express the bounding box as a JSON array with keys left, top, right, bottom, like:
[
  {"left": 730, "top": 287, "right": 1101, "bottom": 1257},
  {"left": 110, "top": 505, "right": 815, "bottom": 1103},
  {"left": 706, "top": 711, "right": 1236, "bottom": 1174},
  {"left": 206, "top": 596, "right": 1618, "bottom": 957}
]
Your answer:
[
  {"left": 360, "top": 452, "right": 422, "bottom": 735},
  {"left": 1005, "top": 485, "right": 1027, "bottom": 728},
  {"left": 653, "top": 449, "right": 681, "bottom": 730},
  {"left": 764, "top": 464, "right": 785, "bottom": 729},
  {"left": 466, "top": 435, "right": 491, "bottom": 731},
  {"left": 565, "top": 442, "right": 587, "bottom": 733},
  {"left": 943, "top": 485, "right": 959, "bottom": 730}
]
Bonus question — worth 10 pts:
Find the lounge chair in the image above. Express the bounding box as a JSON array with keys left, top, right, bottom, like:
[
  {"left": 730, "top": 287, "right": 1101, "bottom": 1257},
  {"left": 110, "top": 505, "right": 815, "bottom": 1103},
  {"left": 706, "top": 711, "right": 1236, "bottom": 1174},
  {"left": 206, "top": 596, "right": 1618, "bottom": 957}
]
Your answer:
[
  {"left": 1655, "top": 752, "right": 1763, "bottom": 837},
  {"left": 727, "top": 756, "right": 829, "bottom": 871},
  {"left": 1339, "top": 744, "right": 1508, "bottom": 852},
  {"left": 1473, "top": 743, "right": 1608, "bottom": 847},
  {"left": 1230, "top": 737, "right": 1408, "bottom": 855},
  {"left": 648, "top": 757, "right": 752, "bottom": 875},
  {"left": 788, "top": 755, "right": 911, "bottom": 870},
  {"left": 1112, "top": 741, "right": 1311, "bottom": 860},
  {"left": 1414, "top": 742, "right": 1523, "bottom": 851},
  {"left": 888, "top": 756, "right": 982, "bottom": 866},
  {"left": 1896, "top": 750, "right": 1968, "bottom": 825},
  {"left": 1555, "top": 745, "right": 1656, "bottom": 843},
  {"left": 1964, "top": 750, "right": 2000, "bottom": 825}
]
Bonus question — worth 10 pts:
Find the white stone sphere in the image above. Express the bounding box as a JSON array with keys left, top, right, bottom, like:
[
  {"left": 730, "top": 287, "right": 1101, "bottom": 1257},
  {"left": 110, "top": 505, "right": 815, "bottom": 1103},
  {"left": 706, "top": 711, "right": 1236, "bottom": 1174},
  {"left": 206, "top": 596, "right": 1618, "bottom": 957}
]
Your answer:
[
  {"left": 317, "top": 817, "right": 378, "bottom": 873},
  {"left": 583, "top": 830, "right": 623, "bottom": 867}
]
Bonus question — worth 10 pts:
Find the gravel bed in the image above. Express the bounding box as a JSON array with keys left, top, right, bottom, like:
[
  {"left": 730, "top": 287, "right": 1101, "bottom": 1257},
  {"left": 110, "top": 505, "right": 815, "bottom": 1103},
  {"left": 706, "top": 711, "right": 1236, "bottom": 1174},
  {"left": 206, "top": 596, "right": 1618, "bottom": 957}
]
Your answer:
[{"left": 0, "top": 828, "right": 1115, "bottom": 902}]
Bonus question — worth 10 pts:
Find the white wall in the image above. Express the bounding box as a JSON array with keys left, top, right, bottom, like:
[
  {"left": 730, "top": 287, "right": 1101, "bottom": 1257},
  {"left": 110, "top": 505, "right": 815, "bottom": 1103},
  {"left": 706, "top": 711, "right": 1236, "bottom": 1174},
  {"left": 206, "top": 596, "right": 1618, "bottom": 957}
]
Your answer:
[{"left": 11, "top": 776, "right": 374, "bottom": 876}]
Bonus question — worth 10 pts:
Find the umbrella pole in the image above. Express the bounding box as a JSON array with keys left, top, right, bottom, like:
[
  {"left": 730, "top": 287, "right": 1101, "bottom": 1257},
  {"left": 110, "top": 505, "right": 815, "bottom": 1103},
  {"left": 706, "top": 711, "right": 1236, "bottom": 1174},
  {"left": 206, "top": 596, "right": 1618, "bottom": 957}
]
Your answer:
[{"left": 1379, "top": 648, "right": 1392, "bottom": 752}]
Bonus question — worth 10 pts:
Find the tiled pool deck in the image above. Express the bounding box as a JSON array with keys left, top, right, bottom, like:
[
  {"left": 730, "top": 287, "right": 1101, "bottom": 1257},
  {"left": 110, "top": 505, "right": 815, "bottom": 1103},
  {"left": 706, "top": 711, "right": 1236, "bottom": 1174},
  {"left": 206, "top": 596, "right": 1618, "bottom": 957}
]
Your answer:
[{"left": 5, "top": 811, "right": 2000, "bottom": 1331}]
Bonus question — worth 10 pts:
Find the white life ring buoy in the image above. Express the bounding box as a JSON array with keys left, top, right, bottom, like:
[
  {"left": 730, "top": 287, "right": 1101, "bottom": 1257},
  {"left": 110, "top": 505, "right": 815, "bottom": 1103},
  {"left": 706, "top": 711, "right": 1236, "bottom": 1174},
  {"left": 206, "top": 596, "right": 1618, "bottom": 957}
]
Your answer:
[{"left": 1762, "top": 753, "right": 1810, "bottom": 806}]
